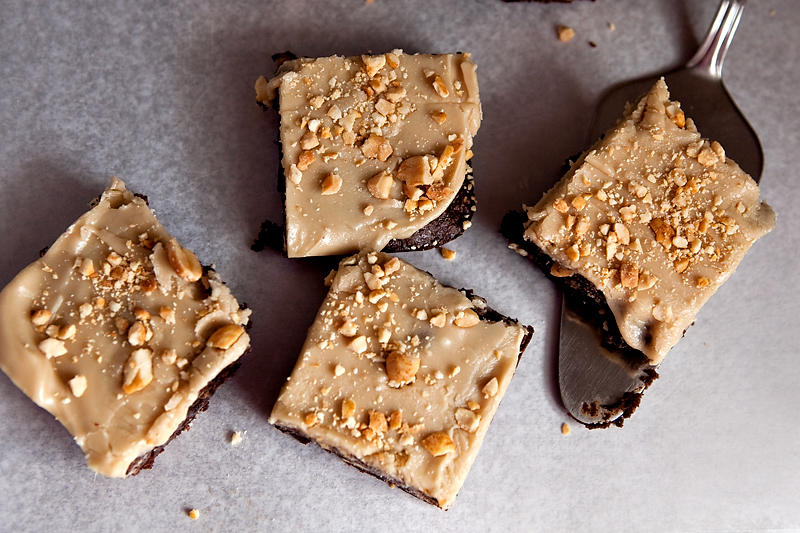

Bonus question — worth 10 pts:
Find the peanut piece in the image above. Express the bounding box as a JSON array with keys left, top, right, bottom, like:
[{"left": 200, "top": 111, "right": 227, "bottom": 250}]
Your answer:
[
  {"left": 367, "top": 170, "right": 393, "bottom": 200},
  {"left": 368, "top": 410, "right": 388, "bottom": 433},
  {"left": 68, "top": 375, "right": 88, "bottom": 398},
  {"left": 429, "top": 311, "right": 447, "bottom": 328},
  {"left": 347, "top": 335, "right": 368, "bottom": 354},
  {"left": 166, "top": 239, "right": 202, "bottom": 282},
  {"left": 30, "top": 309, "right": 51, "bottom": 327},
  {"left": 360, "top": 134, "right": 393, "bottom": 161},
  {"left": 482, "top": 377, "right": 499, "bottom": 398},
  {"left": 127, "top": 321, "right": 148, "bottom": 346},
  {"left": 620, "top": 262, "right": 639, "bottom": 289},
  {"left": 455, "top": 407, "right": 481, "bottom": 433},
  {"left": 207, "top": 324, "right": 245, "bottom": 350},
  {"left": 297, "top": 150, "right": 315, "bottom": 171},
  {"left": 361, "top": 54, "right": 386, "bottom": 77},
  {"left": 321, "top": 173, "right": 342, "bottom": 195},
  {"left": 341, "top": 399, "right": 356, "bottom": 419},
  {"left": 385, "top": 351, "right": 420, "bottom": 385},
  {"left": 388, "top": 410, "right": 403, "bottom": 430},
  {"left": 421, "top": 432, "right": 456, "bottom": 457},
  {"left": 122, "top": 348, "right": 154, "bottom": 394},
  {"left": 338, "top": 320, "right": 358, "bottom": 337},
  {"left": 453, "top": 308, "right": 480, "bottom": 328},
  {"left": 38, "top": 338, "right": 67, "bottom": 359}
]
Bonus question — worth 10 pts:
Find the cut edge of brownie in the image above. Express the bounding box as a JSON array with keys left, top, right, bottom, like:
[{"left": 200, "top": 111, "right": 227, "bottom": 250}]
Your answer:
[
  {"left": 271, "top": 285, "right": 533, "bottom": 509},
  {"left": 125, "top": 355, "right": 246, "bottom": 475},
  {"left": 500, "top": 210, "right": 657, "bottom": 427}
]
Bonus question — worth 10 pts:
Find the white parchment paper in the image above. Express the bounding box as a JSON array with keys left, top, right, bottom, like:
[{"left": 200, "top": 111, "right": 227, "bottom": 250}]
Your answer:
[{"left": 1, "top": 1, "right": 798, "bottom": 531}]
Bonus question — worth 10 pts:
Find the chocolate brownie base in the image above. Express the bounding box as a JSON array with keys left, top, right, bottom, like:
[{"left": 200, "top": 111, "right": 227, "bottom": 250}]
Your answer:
[{"left": 273, "top": 293, "right": 532, "bottom": 508}]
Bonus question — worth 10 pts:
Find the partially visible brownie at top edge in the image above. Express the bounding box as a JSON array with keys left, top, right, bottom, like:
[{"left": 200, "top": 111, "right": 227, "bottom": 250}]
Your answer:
[
  {"left": 0, "top": 177, "right": 252, "bottom": 477},
  {"left": 255, "top": 50, "right": 481, "bottom": 258},
  {"left": 507, "top": 78, "right": 776, "bottom": 367},
  {"left": 270, "top": 250, "right": 532, "bottom": 509}
]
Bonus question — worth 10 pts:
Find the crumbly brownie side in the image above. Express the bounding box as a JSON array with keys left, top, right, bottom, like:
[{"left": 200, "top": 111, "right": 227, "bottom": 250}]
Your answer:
[
  {"left": 501, "top": 210, "right": 649, "bottom": 367},
  {"left": 383, "top": 170, "right": 476, "bottom": 253},
  {"left": 124, "top": 265, "right": 253, "bottom": 474},
  {"left": 501, "top": 210, "right": 656, "bottom": 428},
  {"left": 273, "top": 292, "right": 532, "bottom": 508},
  {"left": 126, "top": 356, "right": 245, "bottom": 475}
]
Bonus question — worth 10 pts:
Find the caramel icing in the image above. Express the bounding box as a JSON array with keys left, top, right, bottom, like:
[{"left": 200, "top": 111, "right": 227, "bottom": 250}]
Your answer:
[
  {"left": 523, "top": 79, "right": 776, "bottom": 364},
  {"left": 269, "top": 251, "right": 528, "bottom": 509},
  {"left": 257, "top": 51, "right": 482, "bottom": 257},
  {"left": 0, "top": 178, "right": 251, "bottom": 476}
]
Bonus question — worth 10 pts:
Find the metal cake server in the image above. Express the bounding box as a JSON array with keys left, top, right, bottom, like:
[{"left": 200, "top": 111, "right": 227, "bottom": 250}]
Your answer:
[{"left": 560, "top": 0, "right": 764, "bottom": 427}]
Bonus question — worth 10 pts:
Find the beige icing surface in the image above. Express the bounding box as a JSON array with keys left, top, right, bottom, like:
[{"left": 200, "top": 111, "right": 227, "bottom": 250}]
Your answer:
[
  {"left": 257, "top": 51, "right": 482, "bottom": 257},
  {"left": 523, "top": 79, "right": 776, "bottom": 364},
  {"left": 0, "top": 178, "right": 251, "bottom": 477},
  {"left": 269, "top": 251, "right": 527, "bottom": 509}
]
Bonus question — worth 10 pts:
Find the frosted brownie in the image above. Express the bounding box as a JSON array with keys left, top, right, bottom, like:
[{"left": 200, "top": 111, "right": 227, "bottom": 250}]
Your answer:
[
  {"left": 269, "top": 251, "right": 532, "bottom": 509},
  {"left": 255, "top": 51, "right": 481, "bottom": 257},
  {"left": 0, "top": 177, "right": 251, "bottom": 477},
  {"left": 508, "top": 79, "right": 775, "bottom": 365}
]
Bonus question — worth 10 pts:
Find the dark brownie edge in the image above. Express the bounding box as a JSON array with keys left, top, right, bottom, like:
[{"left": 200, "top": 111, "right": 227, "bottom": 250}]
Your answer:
[
  {"left": 126, "top": 269, "right": 252, "bottom": 475},
  {"left": 125, "top": 356, "right": 246, "bottom": 475},
  {"left": 383, "top": 170, "right": 476, "bottom": 253}
]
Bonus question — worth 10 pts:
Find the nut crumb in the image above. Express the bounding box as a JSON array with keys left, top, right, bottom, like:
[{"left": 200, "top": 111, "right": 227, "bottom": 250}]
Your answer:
[
  {"left": 38, "top": 338, "right": 67, "bottom": 359},
  {"left": 68, "top": 375, "right": 88, "bottom": 398},
  {"left": 31, "top": 309, "right": 52, "bottom": 326},
  {"left": 207, "top": 324, "right": 245, "bottom": 350},
  {"left": 166, "top": 239, "right": 202, "bottom": 282},
  {"left": 440, "top": 247, "right": 456, "bottom": 260},
  {"left": 385, "top": 351, "right": 419, "bottom": 385},
  {"left": 230, "top": 431, "right": 244, "bottom": 446},
  {"left": 421, "top": 431, "right": 456, "bottom": 457},
  {"left": 557, "top": 25, "right": 576, "bottom": 42},
  {"left": 453, "top": 308, "right": 479, "bottom": 328},
  {"left": 482, "top": 377, "right": 499, "bottom": 398},
  {"left": 188, "top": 509, "right": 200, "bottom": 520},
  {"left": 561, "top": 423, "right": 571, "bottom": 436},
  {"left": 321, "top": 173, "right": 343, "bottom": 195}
]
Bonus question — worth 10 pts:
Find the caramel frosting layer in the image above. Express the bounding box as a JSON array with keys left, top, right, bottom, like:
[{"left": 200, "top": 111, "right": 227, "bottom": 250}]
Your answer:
[
  {"left": 0, "top": 178, "right": 251, "bottom": 476},
  {"left": 257, "top": 51, "right": 482, "bottom": 257},
  {"left": 523, "top": 79, "right": 776, "bottom": 364},
  {"left": 269, "top": 251, "right": 528, "bottom": 509}
]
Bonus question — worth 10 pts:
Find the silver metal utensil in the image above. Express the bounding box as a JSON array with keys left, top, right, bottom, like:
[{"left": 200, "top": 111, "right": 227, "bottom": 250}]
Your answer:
[{"left": 559, "top": 0, "right": 764, "bottom": 427}]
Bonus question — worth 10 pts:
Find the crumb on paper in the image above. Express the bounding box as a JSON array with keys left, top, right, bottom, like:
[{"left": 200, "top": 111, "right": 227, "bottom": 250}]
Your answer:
[
  {"left": 188, "top": 509, "right": 200, "bottom": 520},
  {"left": 231, "top": 430, "right": 244, "bottom": 446},
  {"left": 561, "top": 423, "right": 571, "bottom": 436},
  {"left": 440, "top": 247, "right": 456, "bottom": 260},
  {"left": 608, "top": 22, "right": 616, "bottom": 31},
  {"left": 589, "top": 41, "right": 597, "bottom": 48},
  {"left": 557, "top": 25, "right": 575, "bottom": 42}
]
